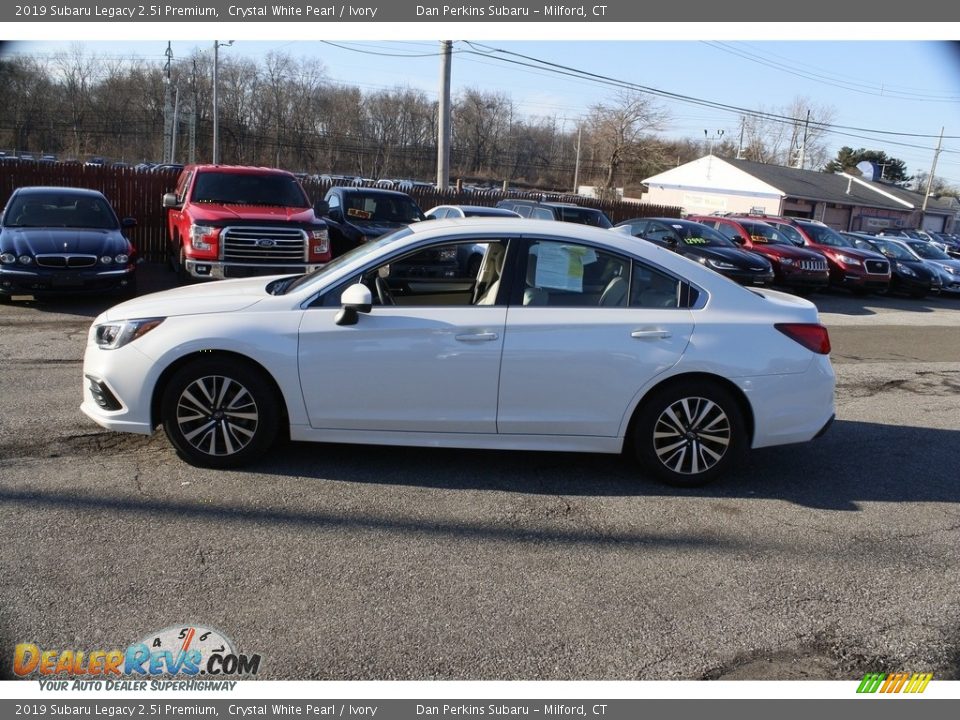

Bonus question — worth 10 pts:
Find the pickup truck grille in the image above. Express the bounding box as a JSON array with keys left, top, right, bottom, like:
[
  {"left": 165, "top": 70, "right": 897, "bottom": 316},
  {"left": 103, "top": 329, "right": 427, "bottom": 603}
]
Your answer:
[
  {"left": 221, "top": 226, "right": 307, "bottom": 263},
  {"left": 865, "top": 259, "right": 890, "bottom": 274}
]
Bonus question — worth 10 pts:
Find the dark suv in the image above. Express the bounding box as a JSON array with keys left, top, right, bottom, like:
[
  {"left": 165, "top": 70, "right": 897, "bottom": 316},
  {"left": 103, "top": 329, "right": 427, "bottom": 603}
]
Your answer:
[
  {"left": 322, "top": 187, "right": 426, "bottom": 257},
  {"left": 758, "top": 216, "right": 891, "bottom": 294},
  {"left": 495, "top": 199, "right": 613, "bottom": 228}
]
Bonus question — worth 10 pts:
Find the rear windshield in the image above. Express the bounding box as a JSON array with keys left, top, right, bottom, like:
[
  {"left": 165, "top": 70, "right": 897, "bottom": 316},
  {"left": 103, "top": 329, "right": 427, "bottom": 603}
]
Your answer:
[
  {"left": 554, "top": 206, "right": 613, "bottom": 228},
  {"left": 193, "top": 171, "right": 309, "bottom": 207}
]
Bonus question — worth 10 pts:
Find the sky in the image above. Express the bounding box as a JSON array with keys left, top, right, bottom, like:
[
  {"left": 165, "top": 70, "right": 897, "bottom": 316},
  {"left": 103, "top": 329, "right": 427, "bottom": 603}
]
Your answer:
[{"left": 5, "top": 38, "right": 960, "bottom": 185}]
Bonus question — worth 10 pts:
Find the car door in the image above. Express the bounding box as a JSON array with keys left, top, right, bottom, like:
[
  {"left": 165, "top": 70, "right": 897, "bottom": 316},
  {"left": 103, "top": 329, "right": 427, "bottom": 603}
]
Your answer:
[
  {"left": 497, "top": 238, "right": 695, "bottom": 437},
  {"left": 297, "top": 237, "right": 511, "bottom": 433}
]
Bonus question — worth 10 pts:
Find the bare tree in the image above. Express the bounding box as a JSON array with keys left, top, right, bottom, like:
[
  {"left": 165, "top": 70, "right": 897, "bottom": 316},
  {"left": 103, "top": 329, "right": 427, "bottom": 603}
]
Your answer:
[{"left": 584, "top": 91, "right": 668, "bottom": 196}]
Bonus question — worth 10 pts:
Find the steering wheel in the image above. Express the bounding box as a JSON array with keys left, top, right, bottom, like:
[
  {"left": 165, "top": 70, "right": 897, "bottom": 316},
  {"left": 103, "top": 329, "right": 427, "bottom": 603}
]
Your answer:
[{"left": 374, "top": 275, "right": 395, "bottom": 306}]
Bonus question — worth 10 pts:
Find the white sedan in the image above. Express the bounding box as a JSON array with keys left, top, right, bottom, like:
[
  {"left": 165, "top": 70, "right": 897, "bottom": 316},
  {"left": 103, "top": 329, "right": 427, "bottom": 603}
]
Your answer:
[{"left": 82, "top": 219, "right": 835, "bottom": 486}]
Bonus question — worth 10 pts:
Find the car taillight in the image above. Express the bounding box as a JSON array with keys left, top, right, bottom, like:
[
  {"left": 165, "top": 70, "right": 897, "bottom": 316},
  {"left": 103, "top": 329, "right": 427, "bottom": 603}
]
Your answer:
[
  {"left": 775, "top": 323, "right": 831, "bottom": 354},
  {"left": 309, "top": 228, "right": 330, "bottom": 260}
]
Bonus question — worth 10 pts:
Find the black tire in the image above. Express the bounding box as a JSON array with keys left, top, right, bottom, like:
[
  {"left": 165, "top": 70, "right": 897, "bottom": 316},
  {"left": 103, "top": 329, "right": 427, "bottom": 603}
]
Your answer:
[
  {"left": 176, "top": 245, "right": 191, "bottom": 285},
  {"left": 909, "top": 290, "right": 928, "bottom": 299},
  {"left": 161, "top": 358, "right": 280, "bottom": 469},
  {"left": 632, "top": 380, "right": 747, "bottom": 487}
]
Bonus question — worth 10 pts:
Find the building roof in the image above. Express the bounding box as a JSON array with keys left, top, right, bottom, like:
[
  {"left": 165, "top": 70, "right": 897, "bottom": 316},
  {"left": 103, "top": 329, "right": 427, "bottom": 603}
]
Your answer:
[
  {"left": 854, "top": 179, "right": 958, "bottom": 216},
  {"left": 721, "top": 158, "right": 911, "bottom": 212}
]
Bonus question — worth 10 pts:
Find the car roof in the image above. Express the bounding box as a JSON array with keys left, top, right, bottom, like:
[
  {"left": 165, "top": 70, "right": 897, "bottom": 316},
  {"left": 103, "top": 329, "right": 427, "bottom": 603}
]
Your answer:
[
  {"left": 187, "top": 164, "right": 296, "bottom": 177},
  {"left": 14, "top": 186, "right": 107, "bottom": 198},
  {"left": 333, "top": 187, "right": 414, "bottom": 198}
]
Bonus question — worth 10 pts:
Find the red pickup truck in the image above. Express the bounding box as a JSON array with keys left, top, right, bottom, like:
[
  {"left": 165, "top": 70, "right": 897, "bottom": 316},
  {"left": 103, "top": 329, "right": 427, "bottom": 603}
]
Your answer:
[{"left": 162, "top": 164, "right": 330, "bottom": 281}]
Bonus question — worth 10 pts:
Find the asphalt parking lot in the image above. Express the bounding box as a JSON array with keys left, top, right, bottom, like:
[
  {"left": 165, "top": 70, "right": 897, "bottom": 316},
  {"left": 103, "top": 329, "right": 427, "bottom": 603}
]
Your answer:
[{"left": 1, "top": 266, "right": 958, "bottom": 681}]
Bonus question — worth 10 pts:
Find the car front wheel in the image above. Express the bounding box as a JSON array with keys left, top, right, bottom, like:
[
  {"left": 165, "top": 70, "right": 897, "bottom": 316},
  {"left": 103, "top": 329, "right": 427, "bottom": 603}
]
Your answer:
[
  {"left": 632, "top": 380, "right": 746, "bottom": 487},
  {"left": 161, "top": 359, "right": 279, "bottom": 468}
]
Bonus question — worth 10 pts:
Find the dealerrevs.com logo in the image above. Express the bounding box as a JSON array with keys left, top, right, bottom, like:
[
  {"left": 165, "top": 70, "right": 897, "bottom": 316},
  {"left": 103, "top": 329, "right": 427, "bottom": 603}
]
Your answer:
[
  {"left": 856, "top": 672, "right": 933, "bottom": 694},
  {"left": 14, "top": 625, "right": 261, "bottom": 689}
]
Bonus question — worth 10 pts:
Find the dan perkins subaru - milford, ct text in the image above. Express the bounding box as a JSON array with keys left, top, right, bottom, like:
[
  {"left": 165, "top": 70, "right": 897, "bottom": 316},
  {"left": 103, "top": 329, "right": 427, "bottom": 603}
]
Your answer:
[{"left": 417, "top": 4, "right": 608, "bottom": 16}]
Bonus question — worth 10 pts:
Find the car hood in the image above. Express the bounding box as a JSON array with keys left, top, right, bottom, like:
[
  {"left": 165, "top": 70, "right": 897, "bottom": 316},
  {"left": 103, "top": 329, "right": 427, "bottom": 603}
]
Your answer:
[
  {"left": 1, "top": 227, "right": 130, "bottom": 255},
  {"left": 685, "top": 245, "right": 771, "bottom": 268},
  {"left": 186, "top": 204, "right": 318, "bottom": 224},
  {"left": 346, "top": 219, "right": 409, "bottom": 238},
  {"left": 100, "top": 276, "right": 274, "bottom": 321},
  {"left": 757, "top": 243, "right": 825, "bottom": 260}
]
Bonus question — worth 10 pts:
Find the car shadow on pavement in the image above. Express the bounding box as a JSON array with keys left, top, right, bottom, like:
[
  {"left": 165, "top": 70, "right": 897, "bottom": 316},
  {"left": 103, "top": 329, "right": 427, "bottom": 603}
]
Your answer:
[
  {"left": 812, "top": 291, "right": 952, "bottom": 316},
  {"left": 236, "top": 418, "right": 959, "bottom": 511}
]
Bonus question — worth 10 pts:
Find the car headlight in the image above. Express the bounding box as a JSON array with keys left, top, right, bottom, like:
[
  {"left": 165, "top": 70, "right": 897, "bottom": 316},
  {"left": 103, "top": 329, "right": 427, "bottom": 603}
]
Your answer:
[
  {"left": 100, "top": 255, "right": 113, "bottom": 265},
  {"left": 114, "top": 253, "right": 129, "bottom": 264},
  {"left": 0, "top": 252, "right": 16, "bottom": 264},
  {"left": 942, "top": 265, "right": 958, "bottom": 275},
  {"left": 896, "top": 263, "right": 916, "bottom": 277},
  {"left": 19, "top": 255, "right": 32, "bottom": 265},
  {"left": 189, "top": 224, "right": 218, "bottom": 251},
  {"left": 779, "top": 258, "right": 795, "bottom": 266},
  {"left": 836, "top": 253, "right": 861, "bottom": 266},
  {"left": 94, "top": 318, "right": 165, "bottom": 350},
  {"left": 707, "top": 259, "right": 738, "bottom": 270}
]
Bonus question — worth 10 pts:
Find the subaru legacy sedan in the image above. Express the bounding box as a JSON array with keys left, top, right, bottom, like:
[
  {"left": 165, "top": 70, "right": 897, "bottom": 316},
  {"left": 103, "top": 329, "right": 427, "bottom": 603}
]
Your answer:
[{"left": 81, "top": 219, "right": 835, "bottom": 487}]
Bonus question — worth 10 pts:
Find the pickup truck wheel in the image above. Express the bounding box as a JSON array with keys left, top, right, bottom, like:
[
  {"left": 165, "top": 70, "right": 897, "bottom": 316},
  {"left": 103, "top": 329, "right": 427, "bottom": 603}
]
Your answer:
[
  {"left": 161, "top": 358, "right": 280, "bottom": 469},
  {"left": 176, "top": 246, "right": 191, "bottom": 284}
]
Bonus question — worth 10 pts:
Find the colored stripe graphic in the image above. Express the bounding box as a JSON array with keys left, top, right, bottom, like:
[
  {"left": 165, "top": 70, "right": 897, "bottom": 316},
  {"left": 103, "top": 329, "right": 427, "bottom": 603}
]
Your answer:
[
  {"left": 857, "top": 673, "right": 886, "bottom": 693},
  {"left": 857, "top": 672, "right": 932, "bottom": 694}
]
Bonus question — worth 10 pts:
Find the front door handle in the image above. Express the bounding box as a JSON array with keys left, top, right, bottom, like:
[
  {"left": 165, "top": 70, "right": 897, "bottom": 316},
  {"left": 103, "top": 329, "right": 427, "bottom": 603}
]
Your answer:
[
  {"left": 631, "top": 329, "right": 672, "bottom": 339},
  {"left": 455, "top": 332, "right": 499, "bottom": 342}
]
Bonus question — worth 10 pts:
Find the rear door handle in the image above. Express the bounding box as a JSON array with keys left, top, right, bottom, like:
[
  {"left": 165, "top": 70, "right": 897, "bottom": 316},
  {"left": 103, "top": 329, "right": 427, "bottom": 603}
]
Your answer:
[
  {"left": 631, "top": 329, "right": 672, "bottom": 339},
  {"left": 455, "top": 332, "right": 499, "bottom": 342}
]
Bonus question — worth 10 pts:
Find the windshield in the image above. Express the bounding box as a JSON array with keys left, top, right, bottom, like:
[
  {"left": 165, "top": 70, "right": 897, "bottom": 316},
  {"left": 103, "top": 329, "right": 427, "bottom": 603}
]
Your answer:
[
  {"left": 193, "top": 172, "right": 309, "bottom": 207},
  {"left": 343, "top": 193, "right": 424, "bottom": 223},
  {"left": 741, "top": 221, "right": 786, "bottom": 244},
  {"left": 872, "top": 239, "right": 914, "bottom": 260},
  {"left": 907, "top": 241, "right": 949, "bottom": 260},
  {"left": 554, "top": 206, "right": 613, "bottom": 228},
  {"left": 281, "top": 227, "right": 415, "bottom": 294},
  {"left": 4, "top": 193, "right": 119, "bottom": 229},
  {"left": 671, "top": 221, "right": 736, "bottom": 247},
  {"left": 772, "top": 223, "right": 806, "bottom": 247},
  {"left": 799, "top": 223, "right": 853, "bottom": 248}
]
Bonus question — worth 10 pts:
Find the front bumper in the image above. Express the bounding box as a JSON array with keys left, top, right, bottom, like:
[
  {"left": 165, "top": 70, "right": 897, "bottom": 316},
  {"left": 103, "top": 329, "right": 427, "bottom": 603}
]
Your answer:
[
  {"left": 0, "top": 265, "right": 135, "bottom": 295},
  {"left": 720, "top": 267, "right": 776, "bottom": 286},
  {"left": 80, "top": 340, "right": 159, "bottom": 436},
  {"left": 184, "top": 259, "right": 325, "bottom": 280}
]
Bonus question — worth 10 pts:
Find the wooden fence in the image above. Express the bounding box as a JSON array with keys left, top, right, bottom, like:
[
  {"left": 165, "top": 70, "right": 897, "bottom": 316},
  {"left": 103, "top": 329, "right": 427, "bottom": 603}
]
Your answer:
[{"left": 0, "top": 161, "right": 681, "bottom": 262}]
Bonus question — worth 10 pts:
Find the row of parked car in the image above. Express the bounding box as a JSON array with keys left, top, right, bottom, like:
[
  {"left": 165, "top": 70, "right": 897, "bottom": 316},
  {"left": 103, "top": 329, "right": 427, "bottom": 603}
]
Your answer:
[{"left": 2, "top": 163, "right": 959, "bottom": 304}]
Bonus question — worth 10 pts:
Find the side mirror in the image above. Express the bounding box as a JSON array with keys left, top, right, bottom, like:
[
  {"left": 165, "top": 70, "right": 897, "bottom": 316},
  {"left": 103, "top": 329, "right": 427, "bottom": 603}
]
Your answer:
[
  {"left": 121, "top": 217, "right": 137, "bottom": 228},
  {"left": 731, "top": 236, "right": 745, "bottom": 246},
  {"left": 335, "top": 283, "right": 373, "bottom": 326},
  {"left": 161, "top": 193, "right": 180, "bottom": 209},
  {"left": 313, "top": 200, "right": 329, "bottom": 216}
]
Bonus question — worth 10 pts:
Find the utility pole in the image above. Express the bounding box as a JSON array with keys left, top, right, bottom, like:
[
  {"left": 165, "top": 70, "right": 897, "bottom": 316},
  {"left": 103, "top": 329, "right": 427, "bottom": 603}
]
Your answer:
[
  {"left": 212, "top": 40, "right": 233, "bottom": 165},
  {"left": 572, "top": 125, "right": 582, "bottom": 194},
  {"left": 170, "top": 87, "right": 180, "bottom": 163},
  {"left": 921, "top": 126, "right": 945, "bottom": 218},
  {"left": 163, "top": 42, "right": 173, "bottom": 162},
  {"left": 736, "top": 117, "right": 745, "bottom": 159},
  {"left": 436, "top": 40, "right": 452, "bottom": 190},
  {"left": 796, "top": 109, "right": 811, "bottom": 170}
]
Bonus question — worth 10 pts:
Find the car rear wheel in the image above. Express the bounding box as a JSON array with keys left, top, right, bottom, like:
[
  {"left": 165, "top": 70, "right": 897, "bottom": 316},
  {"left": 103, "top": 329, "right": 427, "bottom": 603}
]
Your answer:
[
  {"left": 161, "top": 358, "right": 279, "bottom": 468},
  {"left": 632, "top": 380, "right": 746, "bottom": 487}
]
